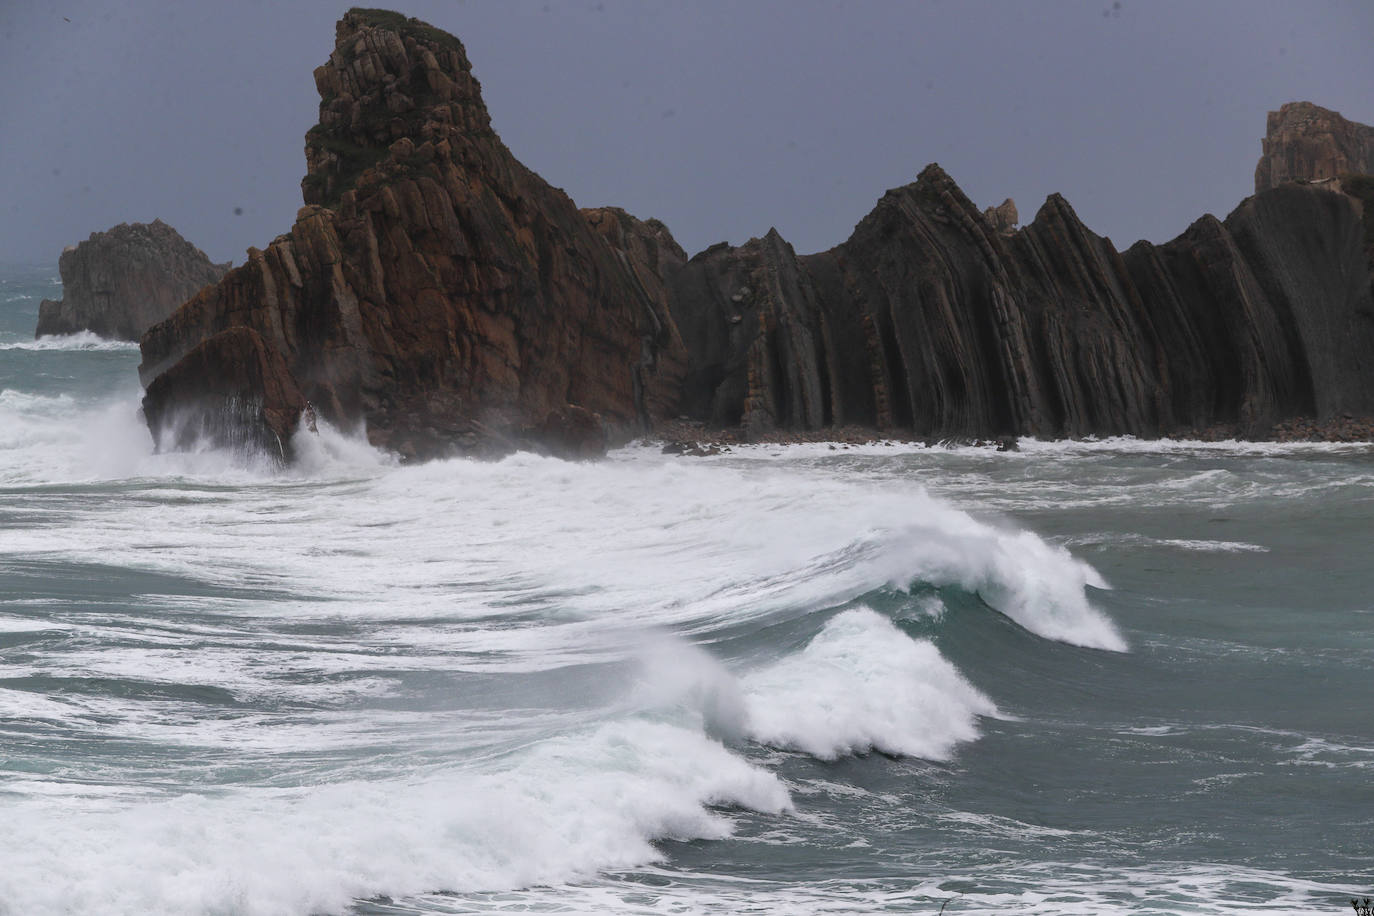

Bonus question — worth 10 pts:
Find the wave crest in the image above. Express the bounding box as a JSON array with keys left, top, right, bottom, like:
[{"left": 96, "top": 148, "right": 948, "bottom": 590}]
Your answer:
[{"left": 744, "top": 607, "right": 997, "bottom": 760}]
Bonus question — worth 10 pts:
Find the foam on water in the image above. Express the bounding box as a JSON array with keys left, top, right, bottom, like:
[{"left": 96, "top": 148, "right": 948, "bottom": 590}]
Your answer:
[
  {"left": 1, "top": 394, "right": 1124, "bottom": 657},
  {"left": 32, "top": 330, "right": 1373, "bottom": 916},
  {"left": 333, "top": 862, "right": 1366, "bottom": 915},
  {"left": 0, "top": 720, "right": 789, "bottom": 916},
  {"left": 743, "top": 607, "right": 998, "bottom": 760},
  {"left": 2, "top": 331, "right": 141, "bottom": 351},
  {"left": 0, "top": 390, "right": 257, "bottom": 483},
  {"left": 0, "top": 398, "right": 1140, "bottom": 912},
  {"left": 1061, "top": 532, "right": 1271, "bottom": 553},
  {"left": 0, "top": 390, "right": 393, "bottom": 485}
]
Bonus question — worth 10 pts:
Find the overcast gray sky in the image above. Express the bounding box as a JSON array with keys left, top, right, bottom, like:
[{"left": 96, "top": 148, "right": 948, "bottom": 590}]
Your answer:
[{"left": 2, "top": 0, "right": 1371, "bottom": 267}]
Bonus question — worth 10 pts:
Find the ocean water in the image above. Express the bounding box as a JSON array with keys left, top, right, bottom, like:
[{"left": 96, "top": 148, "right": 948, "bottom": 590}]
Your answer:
[{"left": 2, "top": 260, "right": 1371, "bottom": 915}]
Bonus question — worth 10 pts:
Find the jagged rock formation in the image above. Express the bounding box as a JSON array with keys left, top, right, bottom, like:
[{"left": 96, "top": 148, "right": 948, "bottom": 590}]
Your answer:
[
  {"left": 983, "top": 198, "right": 1018, "bottom": 233},
  {"left": 37, "top": 220, "right": 227, "bottom": 340},
  {"left": 137, "top": 10, "right": 1374, "bottom": 458},
  {"left": 140, "top": 8, "right": 685, "bottom": 461},
  {"left": 669, "top": 164, "right": 1374, "bottom": 441},
  {"left": 1255, "top": 102, "right": 1374, "bottom": 192}
]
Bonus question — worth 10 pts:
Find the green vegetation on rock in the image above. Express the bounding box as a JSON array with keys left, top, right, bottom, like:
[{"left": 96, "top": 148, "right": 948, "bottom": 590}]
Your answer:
[{"left": 347, "top": 7, "right": 467, "bottom": 57}]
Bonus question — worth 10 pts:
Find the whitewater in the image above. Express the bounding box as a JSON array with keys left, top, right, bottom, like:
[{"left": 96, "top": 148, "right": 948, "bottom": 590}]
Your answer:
[{"left": 2, "top": 262, "right": 1371, "bottom": 915}]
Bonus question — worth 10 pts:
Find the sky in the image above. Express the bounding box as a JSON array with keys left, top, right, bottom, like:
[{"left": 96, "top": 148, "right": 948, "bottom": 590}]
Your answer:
[{"left": 2, "top": 0, "right": 1372, "bottom": 268}]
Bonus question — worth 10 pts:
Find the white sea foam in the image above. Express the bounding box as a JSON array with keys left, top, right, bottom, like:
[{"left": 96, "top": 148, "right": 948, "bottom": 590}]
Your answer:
[
  {"left": 630, "top": 637, "right": 750, "bottom": 742},
  {"left": 2, "top": 331, "right": 141, "bottom": 351},
  {"left": 318, "top": 861, "right": 1364, "bottom": 915},
  {"left": 0, "top": 720, "right": 789, "bottom": 916},
  {"left": 0, "top": 384, "right": 1163, "bottom": 913},
  {"left": 1062, "top": 532, "right": 1270, "bottom": 553},
  {"left": 743, "top": 607, "right": 997, "bottom": 760},
  {"left": 0, "top": 390, "right": 362, "bottom": 484},
  {"left": 1013, "top": 434, "right": 1374, "bottom": 457},
  {"left": 2, "top": 395, "right": 1125, "bottom": 654},
  {"left": 0, "top": 390, "right": 158, "bottom": 483}
]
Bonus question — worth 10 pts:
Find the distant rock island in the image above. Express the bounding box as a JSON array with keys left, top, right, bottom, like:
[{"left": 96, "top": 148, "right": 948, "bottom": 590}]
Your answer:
[
  {"left": 37, "top": 220, "right": 227, "bottom": 341},
  {"left": 136, "top": 9, "right": 1374, "bottom": 460}
]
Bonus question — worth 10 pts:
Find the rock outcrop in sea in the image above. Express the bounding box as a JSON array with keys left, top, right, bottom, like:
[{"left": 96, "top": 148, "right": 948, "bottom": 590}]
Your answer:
[
  {"left": 669, "top": 164, "right": 1374, "bottom": 442},
  {"left": 136, "top": 9, "right": 1374, "bottom": 458},
  {"left": 138, "top": 8, "right": 685, "bottom": 461},
  {"left": 37, "top": 220, "right": 227, "bottom": 340},
  {"left": 1255, "top": 101, "right": 1374, "bottom": 192}
]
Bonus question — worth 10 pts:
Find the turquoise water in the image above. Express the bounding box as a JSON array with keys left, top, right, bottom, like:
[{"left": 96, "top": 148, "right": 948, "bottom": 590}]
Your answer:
[{"left": 2, "top": 262, "right": 1372, "bottom": 915}]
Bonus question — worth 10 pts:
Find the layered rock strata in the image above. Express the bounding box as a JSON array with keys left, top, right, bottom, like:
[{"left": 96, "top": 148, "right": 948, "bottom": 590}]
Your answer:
[
  {"left": 1255, "top": 101, "right": 1374, "bottom": 192},
  {"left": 137, "top": 8, "right": 1374, "bottom": 458},
  {"left": 140, "top": 9, "right": 685, "bottom": 461},
  {"left": 669, "top": 164, "right": 1374, "bottom": 441},
  {"left": 37, "top": 220, "right": 227, "bottom": 340}
]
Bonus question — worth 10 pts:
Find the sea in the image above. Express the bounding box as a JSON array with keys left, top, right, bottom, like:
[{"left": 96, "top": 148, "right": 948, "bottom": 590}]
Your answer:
[{"left": 1, "top": 259, "right": 1371, "bottom": 915}]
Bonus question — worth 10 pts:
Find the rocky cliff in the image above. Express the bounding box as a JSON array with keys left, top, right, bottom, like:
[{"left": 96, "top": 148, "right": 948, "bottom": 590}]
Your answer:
[
  {"left": 37, "top": 220, "right": 227, "bottom": 340},
  {"left": 1255, "top": 101, "right": 1374, "bottom": 192},
  {"left": 138, "top": 9, "right": 1374, "bottom": 457},
  {"left": 139, "top": 8, "right": 685, "bottom": 461},
  {"left": 669, "top": 164, "right": 1374, "bottom": 441}
]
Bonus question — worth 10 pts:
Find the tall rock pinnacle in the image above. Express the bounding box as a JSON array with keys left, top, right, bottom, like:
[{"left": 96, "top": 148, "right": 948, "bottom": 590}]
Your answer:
[{"left": 139, "top": 8, "right": 685, "bottom": 461}]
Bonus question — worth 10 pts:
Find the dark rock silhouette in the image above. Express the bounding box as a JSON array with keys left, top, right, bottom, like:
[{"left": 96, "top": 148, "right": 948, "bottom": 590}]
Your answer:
[
  {"left": 140, "top": 8, "right": 684, "bottom": 461},
  {"left": 37, "top": 220, "right": 227, "bottom": 340},
  {"left": 136, "top": 7, "right": 1374, "bottom": 458},
  {"left": 669, "top": 164, "right": 1374, "bottom": 441}
]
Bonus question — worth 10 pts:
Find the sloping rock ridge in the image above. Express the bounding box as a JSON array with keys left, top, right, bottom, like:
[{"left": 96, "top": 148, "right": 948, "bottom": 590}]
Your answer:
[
  {"left": 37, "top": 220, "right": 227, "bottom": 340},
  {"left": 140, "top": 8, "right": 685, "bottom": 461},
  {"left": 1255, "top": 101, "right": 1374, "bottom": 192},
  {"left": 670, "top": 164, "right": 1374, "bottom": 441}
]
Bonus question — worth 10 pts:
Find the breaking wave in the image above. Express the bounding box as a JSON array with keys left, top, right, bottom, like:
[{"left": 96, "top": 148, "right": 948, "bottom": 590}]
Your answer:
[{"left": 3, "top": 331, "right": 141, "bottom": 351}]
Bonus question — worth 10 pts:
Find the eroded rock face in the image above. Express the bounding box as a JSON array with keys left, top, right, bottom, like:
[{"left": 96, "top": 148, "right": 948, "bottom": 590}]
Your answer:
[
  {"left": 982, "top": 198, "right": 1018, "bottom": 233},
  {"left": 139, "top": 19, "right": 1374, "bottom": 461},
  {"left": 142, "top": 327, "right": 309, "bottom": 462},
  {"left": 140, "top": 9, "right": 685, "bottom": 461},
  {"left": 1255, "top": 101, "right": 1374, "bottom": 192},
  {"left": 37, "top": 220, "right": 227, "bottom": 340},
  {"left": 668, "top": 164, "right": 1374, "bottom": 441}
]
